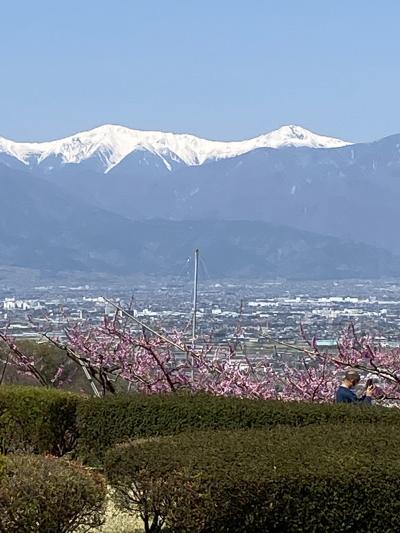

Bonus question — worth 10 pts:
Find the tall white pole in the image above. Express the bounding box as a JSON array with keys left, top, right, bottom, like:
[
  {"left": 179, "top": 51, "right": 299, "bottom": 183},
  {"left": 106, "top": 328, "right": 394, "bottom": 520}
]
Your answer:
[
  {"left": 192, "top": 248, "right": 199, "bottom": 344},
  {"left": 190, "top": 249, "right": 199, "bottom": 381}
]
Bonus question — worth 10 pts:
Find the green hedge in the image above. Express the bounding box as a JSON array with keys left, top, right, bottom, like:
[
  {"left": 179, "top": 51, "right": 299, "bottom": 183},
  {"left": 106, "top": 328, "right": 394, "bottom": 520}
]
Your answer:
[
  {"left": 0, "top": 454, "right": 106, "bottom": 533},
  {"left": 77, "top": 392, "right": 400, "bottom": 464},
  {"left": 105, "top": 424, "right": 400, "bottom": 533},
  {"left": 0, "top": 386, "right": 80, "bottom": 456},
  {"left": 2, "top": 386, "right": 400, "bottom": 465}
]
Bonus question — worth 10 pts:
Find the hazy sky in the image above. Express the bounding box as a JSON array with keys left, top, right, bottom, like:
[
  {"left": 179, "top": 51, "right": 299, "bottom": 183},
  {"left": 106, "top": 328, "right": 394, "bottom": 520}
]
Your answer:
[{"left": 2, "top": 0, "right": 400, "bottom": 142}]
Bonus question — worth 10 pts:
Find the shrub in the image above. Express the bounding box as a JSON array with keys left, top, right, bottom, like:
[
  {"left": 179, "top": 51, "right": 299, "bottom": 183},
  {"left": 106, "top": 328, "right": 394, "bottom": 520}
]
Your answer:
[
  {"left": 0, "top": 385, "right": 81, "bottom": 456},
  {"left": 0, "top": 339, "right": 86, "bottom": 391},
  {"left": 0, "top": 453, "right": 106, "bottom": 533},
  {"left": 77, "top": 391, "right": 400, "bottom": 464},
  {"left": 105, "top": 424, "right": 400, "bottom": 533}
]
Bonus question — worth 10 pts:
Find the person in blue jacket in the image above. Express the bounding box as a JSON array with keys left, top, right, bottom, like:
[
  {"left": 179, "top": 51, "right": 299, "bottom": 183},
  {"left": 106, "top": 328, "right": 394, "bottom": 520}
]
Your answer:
[{"left": 335, "top": 370, "right": 374, "bottom": 404}]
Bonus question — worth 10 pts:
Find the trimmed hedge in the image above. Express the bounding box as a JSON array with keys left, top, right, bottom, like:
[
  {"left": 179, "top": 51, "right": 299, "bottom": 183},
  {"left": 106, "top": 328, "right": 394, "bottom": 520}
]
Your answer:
[
  {"left": 77, "top": 392, "right": 400, "bottom": 464},
  {"left": 105, "top": 424, "right": 400, "bottom": 533},
  {"left": 0, "top": 454, "right": 106, "bottom": 532},
  {"left": 2, "top": 386, "right": 400, "bottom": 464},
  {"left": 0, "top": 386, "right": 80, "bottom": 456}
]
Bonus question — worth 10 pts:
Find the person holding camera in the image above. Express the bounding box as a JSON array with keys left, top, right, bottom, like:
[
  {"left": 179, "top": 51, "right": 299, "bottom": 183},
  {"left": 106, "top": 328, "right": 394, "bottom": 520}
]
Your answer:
[{"left": 335, "top": 370, "right": 374, "bottom": 404}]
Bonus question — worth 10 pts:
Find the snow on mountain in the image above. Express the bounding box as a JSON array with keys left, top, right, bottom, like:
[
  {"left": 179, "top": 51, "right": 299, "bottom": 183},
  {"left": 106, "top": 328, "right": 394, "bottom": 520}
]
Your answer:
[{"left": 0, "top": 124, "right": 352, "bottom": 173}]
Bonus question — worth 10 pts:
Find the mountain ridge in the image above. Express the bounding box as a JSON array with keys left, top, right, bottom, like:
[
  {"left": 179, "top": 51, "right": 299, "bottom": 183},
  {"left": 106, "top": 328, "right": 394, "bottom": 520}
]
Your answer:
[{"left": 0, "top": 124, "right": 352, "bottom": 173}]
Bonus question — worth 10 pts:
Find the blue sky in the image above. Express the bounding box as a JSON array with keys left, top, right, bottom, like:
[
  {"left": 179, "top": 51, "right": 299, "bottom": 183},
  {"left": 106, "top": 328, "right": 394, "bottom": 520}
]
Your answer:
[{"left": 1, "top": 0, "right": 400, "bottom": 142}]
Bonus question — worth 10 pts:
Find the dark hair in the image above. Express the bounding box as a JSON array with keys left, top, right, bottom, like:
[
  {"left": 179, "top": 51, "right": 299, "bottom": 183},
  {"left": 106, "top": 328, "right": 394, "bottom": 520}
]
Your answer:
[{"left": 344, "top": 370, "right": 361, "bottom": 384}]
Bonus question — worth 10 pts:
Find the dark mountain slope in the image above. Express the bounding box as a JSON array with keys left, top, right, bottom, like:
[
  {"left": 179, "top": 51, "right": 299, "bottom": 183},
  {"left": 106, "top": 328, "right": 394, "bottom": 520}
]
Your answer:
[
  {"left": 0, "top": 163, "right": 398, "bottom": 279},
  {"left": 27, "top": 134, "right": 400, "bottom": 254}
]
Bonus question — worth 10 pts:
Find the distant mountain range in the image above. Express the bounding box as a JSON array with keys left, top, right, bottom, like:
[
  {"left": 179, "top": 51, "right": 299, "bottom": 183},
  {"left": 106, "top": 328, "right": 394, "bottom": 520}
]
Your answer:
[
  {"left": 0, "top": 124, "right": 350, "bottom": 172},
  {"left": 0, "top": 124, "right": 400, "bottom": 279}
]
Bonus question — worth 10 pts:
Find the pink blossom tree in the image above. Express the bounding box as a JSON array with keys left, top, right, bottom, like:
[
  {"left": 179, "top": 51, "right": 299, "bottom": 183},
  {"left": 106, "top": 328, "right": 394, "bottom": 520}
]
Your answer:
[{"left": 1, "top": 305, "right": 399, "bottom": 404}]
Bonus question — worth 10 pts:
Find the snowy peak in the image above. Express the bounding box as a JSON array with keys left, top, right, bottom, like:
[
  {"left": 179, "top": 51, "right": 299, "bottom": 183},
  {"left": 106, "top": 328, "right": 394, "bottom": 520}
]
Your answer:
[
  {"left": 0, "top": 124, "right": 352, "bottom": 173},
  {"left": 255, "top": 125, "right": 351, "bottom": 149}
]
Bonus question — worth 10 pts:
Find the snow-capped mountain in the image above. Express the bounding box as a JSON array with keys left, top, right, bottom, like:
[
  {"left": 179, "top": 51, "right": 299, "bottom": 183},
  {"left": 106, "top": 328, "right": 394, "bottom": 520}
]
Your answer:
[
  {"left": 2, "top": 124, "right": 400, "bottom": 277},
  {"left": 0, "top": 124, "right": 352, "bottom": 173},
  {"left": 11, "top": 126, "right": 396, "bottom": 256}
]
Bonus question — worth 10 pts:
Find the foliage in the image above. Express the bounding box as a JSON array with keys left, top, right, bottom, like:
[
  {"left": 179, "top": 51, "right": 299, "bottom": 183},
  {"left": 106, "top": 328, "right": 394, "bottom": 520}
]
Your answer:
[
  {"left": 0, "top": 336, "right": 91, "bottom": 393},
  {"left": 76, "top": 392, "right": 400, "bottom": 464},
  {"left": 105, "top": 424, "right": 400, "bottom": 533},
  {"left": 0, "top": 385, "right": 80, "bottom": 456},
  {"left": 0, "top": 453, "right": 106, "bottom": 533},
  {"left": 0, "top": 334, "right": 69, "bottom": 387}
]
